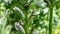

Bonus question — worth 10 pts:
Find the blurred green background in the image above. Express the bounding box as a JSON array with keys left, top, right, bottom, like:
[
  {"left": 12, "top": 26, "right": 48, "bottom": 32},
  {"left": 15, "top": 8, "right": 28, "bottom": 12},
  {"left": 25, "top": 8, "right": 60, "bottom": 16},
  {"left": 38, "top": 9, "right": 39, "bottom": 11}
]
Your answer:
[{"left": 0, "top": 0, "right": 60, "bottom": 34}]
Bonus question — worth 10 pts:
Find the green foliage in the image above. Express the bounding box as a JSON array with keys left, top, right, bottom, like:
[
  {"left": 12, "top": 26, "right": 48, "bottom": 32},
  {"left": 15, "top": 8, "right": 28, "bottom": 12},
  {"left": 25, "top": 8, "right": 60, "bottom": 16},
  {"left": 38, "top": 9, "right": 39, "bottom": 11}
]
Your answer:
[{"left": 0, "top": 0, "right": 60, "bottom": 34}]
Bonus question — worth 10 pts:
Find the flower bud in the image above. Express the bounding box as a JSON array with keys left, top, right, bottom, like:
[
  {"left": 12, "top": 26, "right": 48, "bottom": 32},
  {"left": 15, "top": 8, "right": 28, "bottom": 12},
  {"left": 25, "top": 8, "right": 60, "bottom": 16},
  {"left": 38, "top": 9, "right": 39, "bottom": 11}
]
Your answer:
[
  {"left": 13, "top": 6, "right": 24, "bottom": 18},
  {"left": 14, "top": 22, "right": 25, "bottom": 33}
]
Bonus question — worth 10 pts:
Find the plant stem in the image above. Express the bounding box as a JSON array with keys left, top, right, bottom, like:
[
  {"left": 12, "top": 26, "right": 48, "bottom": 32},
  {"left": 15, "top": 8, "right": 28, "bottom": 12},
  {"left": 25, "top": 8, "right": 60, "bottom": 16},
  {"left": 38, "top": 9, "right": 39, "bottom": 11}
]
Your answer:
[
  {"left": 49, "top": 5, "right": 53, "bottom": 34},
  {"left": 24, "top": 9, "right": 29, "bottom": 34}
]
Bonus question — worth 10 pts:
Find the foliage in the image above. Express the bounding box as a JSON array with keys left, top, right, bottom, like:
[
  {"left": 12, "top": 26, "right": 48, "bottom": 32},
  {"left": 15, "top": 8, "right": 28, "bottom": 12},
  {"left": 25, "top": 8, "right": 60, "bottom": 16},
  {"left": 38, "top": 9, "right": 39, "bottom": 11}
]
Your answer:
[{"left": 0, "top": 0, "right": 60, "bottom": 34}]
